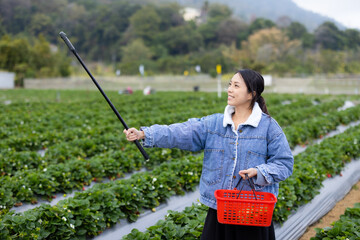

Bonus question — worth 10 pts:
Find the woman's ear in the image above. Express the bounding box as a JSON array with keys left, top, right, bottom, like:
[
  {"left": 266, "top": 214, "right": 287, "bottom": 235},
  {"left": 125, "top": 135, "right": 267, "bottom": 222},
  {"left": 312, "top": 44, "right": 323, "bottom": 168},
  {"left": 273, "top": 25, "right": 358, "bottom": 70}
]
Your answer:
[{"left": 248, "top": 91, "right": 256, "bottom": 100}]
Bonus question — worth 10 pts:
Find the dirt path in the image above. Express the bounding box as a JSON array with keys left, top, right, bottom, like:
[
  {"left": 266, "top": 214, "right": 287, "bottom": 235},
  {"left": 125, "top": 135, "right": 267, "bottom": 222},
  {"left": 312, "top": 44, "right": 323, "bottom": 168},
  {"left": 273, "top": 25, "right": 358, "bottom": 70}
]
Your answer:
[{"left": 299, "top": 181, "right": 360, "bottom": 240}]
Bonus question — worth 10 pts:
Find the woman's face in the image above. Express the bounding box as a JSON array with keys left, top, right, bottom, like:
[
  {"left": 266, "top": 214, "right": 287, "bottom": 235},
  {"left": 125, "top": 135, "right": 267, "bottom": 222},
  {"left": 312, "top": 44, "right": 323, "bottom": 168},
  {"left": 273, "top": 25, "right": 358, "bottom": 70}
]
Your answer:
[{"left": 227, "top": 73, "right": 253, "bottom": 107}]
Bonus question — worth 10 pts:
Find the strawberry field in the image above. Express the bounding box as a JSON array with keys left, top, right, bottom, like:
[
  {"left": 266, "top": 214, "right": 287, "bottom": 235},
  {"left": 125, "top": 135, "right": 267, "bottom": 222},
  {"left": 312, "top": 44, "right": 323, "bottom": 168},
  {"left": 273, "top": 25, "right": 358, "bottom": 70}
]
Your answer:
[{"left": 0, "top": 89, "right": 359, "bottom": 240}]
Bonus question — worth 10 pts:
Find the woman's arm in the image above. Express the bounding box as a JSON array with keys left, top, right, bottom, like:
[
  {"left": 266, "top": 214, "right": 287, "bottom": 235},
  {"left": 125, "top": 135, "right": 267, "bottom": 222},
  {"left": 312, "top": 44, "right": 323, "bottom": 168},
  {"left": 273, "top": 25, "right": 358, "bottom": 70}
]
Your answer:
[
  {"left": 123, "top": 117, "right": 208, "bottom": 152},
  {"left": 254, "top": 131, "right": 294, "bottom": 186}
]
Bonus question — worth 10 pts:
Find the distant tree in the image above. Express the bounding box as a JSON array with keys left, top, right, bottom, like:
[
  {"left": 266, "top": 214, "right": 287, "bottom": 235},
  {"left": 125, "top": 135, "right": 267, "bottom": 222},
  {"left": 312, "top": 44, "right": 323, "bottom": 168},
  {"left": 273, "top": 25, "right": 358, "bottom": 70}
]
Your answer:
[
  {"left": 29, "top": 14, "right": 54, "bottom": 38},
  {"left": 0, "top": 0, "right": 31, "bottom": 34},
  {"left": 317, "top": 49, "right": 344, "bottom": 73},
  {"left": 120, "top": 39, "right": 153, "bottom": 63},
  {"left": 286, "top": 22, "right": 308, "bottom": 40},
  {"left": 31, "top": 35, "right": 58, "bottom": 77},
  {"left": 31, "top": 0, "right": 67, "bottom": 15},
  {"left": 198, "top": 3, "right": 233, "bottom": 47},
  {"left": 156, "top": 25, "right": 203, "bottom": 55},
  {"left": 220, "top": 42, "right": 242, "bottom": 67},
  {"left": 301, "top": 33, "right": 315, "bottom": 49},
  {"left": 216, "top": 18, "right": 246, "bottom": 45},
  {"left": 155, "top": 3, "right": 184, "bottom": 31},
  {"left": 240, "top": 27, "right": 301, "bottom": 72},
  {"left": 343, "top": 29, "right": 360, "bottom": 50},
  {"left": 0, "top": 34, "right": 70, "bottom": 85},
  {"left": 249, "top": 18, "right": 276, "bottom": 34},
  {"left": 314, "top": 21, "right": 344, "bottom": 50},
  {"left": 0, "top": 17, "right": 6, "bottom": 37},
  {"left": 208, "top": 3, "right": 232, "bottom": 20},
  {"left": 77, "top": 2, "right": 139, "bottom": 61},
  {"left": 129, "top": 6, "right": 161, "bottom": 43},
  {"left": 0, "top": 35, "right": 31, "bottom": 72},
  {"left": 198, "top": 18, "right": 219, "bottom": 47}
]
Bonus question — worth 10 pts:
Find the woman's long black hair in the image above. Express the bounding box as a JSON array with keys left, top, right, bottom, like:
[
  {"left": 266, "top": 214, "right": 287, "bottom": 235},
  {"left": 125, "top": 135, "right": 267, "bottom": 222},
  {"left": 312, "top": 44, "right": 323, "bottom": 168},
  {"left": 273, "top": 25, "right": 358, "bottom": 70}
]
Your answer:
[{"left": 237, "top": 69, "right": 270, "bottom": 115}]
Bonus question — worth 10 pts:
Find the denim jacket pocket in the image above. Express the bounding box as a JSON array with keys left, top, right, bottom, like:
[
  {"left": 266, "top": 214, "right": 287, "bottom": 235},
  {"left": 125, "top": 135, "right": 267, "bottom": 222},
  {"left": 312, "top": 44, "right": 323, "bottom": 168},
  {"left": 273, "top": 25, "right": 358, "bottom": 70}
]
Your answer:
[
  {"left": 245, "top": 150, "right": 267, "bottom": 190},
  {"left": 201, "top": 149, "right": 224, "bottom": 186}
]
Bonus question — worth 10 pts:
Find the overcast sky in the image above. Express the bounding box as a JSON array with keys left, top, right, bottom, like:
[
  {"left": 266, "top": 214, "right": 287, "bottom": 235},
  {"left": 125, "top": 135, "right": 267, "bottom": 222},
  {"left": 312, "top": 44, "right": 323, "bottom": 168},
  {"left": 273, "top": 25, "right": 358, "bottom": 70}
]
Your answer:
[{"left": 292, "top": 0, "right": 360, "bottom": 29}]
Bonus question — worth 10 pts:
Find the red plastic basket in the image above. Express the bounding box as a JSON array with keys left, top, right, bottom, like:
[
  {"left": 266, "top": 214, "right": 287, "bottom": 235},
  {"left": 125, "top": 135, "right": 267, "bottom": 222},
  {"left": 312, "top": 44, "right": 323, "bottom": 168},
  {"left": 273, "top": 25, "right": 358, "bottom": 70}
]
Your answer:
[{"left": 214, "top": 178, "right": 277, "bottom": 227}]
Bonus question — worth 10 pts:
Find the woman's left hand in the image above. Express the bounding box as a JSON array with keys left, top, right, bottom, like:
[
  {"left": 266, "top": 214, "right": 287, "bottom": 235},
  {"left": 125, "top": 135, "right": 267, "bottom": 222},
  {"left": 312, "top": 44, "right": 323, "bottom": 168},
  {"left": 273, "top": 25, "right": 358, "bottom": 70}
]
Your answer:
[{"left": 239, "top": 168, "right": 257, "bottom": 179}]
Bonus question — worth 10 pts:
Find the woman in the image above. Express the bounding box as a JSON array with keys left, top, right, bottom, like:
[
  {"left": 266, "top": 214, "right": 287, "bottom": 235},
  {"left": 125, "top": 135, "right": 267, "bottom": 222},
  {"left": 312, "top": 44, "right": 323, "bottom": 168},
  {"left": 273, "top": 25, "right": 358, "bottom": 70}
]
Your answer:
[{"left": 123, "top": 69, "right": 294, "bottom": 240}]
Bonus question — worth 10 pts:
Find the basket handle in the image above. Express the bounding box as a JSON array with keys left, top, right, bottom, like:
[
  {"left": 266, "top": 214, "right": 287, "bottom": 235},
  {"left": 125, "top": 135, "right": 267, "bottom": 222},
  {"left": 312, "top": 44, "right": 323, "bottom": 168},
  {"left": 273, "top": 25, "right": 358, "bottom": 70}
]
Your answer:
[{"left": 235, "top": 173, "right": 258, "bottom": 200}]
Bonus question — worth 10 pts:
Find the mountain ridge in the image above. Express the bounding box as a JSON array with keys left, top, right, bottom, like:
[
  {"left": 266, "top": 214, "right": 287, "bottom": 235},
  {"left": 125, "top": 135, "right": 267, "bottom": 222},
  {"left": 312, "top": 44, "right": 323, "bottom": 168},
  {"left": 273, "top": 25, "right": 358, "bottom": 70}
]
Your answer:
[{"left": 171, "top": 0, "right": 346, "bottom": 32}]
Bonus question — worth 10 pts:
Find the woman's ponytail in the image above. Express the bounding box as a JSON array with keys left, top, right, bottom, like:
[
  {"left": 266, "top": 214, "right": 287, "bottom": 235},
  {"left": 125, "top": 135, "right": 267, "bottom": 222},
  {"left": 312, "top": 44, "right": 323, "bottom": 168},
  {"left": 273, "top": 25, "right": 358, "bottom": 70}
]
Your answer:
[{"left": 256, "top": 95, "right": 270, "bottom": 115}]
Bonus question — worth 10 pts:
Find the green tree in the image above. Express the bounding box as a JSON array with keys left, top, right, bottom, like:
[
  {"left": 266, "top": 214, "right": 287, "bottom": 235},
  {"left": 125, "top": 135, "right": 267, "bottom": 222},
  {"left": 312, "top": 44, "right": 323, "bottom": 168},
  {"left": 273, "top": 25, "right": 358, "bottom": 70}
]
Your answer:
[
  {"left": 129, "top": 6, "right": 161, "bottom": 43},
  {"left": 155, "top": 3, "right": 184, "bottom": 31},
  {"left": 29, "top": 14, "right": 54, "bottom": 38},
  {"left": 0, "top": 17, "right": 6, "bottom": 37},
  {"left": 314, "top": 21, "right": 344, "bottom": 50},
  {"left": 343, "top": 29, "right": 360, "bottom": 50},
  {"left": 239, "top": 27, "right": 301, "bottom": 73},
  {"left": 0, "top": 35, "right": 31, "bottom": 71},
  {"left": 286, "top": 22, "right": 308, "bottom": 40},
  {"left": 208, "top": 3, "right": 232, "bottom": 20},
  {"left": 31, "top": 35, "right": 55, "bottom": 74},
  {"left": 317, "top": 49, "right": 344, "bottom": 73},
  {"left": 0, "top": 0, "right": 32, "bottom": 34},
  {"left": 198, "top": 3, "right": 233, "bottom": 47},
  {"left": 216, "top": 18, "right": 246, "bottom": 45},
  {"left": 120, "top": 39, "right": 153, "bottom": 63},
  {"left": 301, "top": 33, "right": 315, "bottom": 49},
  {"left": 249, "top": 18, "right": 276, "bottom": 34},
  {"left": 198, "top": 18, "right": 219, "bottom": 47},
  {"left": 157, "top": 25, "right": 203, "bottom": 55}
]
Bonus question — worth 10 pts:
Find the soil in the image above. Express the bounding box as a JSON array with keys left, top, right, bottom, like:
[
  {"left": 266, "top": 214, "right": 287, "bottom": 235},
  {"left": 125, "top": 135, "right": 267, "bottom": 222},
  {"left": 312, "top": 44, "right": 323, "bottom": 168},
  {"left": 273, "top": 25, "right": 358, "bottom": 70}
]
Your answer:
[{"left": 299, "top": 181, "right": 360, "bottom": 240}]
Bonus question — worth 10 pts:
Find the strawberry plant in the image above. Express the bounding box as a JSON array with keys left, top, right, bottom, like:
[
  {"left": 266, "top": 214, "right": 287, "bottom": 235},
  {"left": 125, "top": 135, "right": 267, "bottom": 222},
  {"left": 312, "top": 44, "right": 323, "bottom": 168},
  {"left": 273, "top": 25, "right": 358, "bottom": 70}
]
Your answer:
[{"left": 311, "top": 203, "right": 360, "bottom": 240}]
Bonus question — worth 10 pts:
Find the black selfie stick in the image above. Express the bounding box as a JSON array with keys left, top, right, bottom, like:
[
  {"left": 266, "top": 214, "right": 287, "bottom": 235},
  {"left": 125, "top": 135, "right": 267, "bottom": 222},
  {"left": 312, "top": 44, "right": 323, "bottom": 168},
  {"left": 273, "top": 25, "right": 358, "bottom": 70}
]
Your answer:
[{"left": 59, "top": 31, "right": 149, "bottom": 160}]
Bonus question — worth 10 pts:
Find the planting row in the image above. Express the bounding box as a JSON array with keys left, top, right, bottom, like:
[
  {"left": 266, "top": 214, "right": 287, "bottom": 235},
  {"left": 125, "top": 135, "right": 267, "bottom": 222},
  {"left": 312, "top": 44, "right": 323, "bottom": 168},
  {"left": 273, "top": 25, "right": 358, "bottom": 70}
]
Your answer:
[
  {"left": 0, "top": 145, "right": 187, "bottom": 215},
  {"left": 311, "top": 203, "right": 360, "bottom": 240},
  {"left": 0, "top": 92, "right": 336, "bottom": 151},
  {"left": 0, "top": 154, "right": 203, "bottom": 239},
  {"left": 283, "top": 103, "right": 360, "bottom": 148}
]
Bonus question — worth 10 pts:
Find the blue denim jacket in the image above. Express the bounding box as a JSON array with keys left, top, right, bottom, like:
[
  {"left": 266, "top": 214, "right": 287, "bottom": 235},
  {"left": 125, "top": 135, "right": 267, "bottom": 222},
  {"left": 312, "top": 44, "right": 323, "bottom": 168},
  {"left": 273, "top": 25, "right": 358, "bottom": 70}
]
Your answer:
[{"left": 140, "top": 103, "right": 294, "bottom": 209}]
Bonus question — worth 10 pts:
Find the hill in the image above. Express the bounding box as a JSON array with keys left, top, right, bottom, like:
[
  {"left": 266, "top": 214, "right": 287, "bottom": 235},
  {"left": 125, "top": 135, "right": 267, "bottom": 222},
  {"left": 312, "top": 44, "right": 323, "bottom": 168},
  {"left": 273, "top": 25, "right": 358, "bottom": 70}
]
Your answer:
[{"left": 173, "top": 0, "right": 345, "bottom": 31}]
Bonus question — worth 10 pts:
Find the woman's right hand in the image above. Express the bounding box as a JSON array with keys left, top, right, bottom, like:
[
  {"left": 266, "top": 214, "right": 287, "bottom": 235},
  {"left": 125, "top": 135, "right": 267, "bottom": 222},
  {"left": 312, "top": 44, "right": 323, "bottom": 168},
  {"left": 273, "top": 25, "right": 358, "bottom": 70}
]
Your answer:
[{"left": 123, "top": 128, "right": 145, "bottom": 141}]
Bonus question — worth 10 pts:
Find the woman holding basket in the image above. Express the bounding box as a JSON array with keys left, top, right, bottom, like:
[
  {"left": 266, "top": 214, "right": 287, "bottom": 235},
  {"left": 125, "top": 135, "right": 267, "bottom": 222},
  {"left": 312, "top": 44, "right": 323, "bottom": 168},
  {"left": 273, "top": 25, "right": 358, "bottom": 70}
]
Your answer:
[{"left": 124, "top": 69, "right": 294, "bottom": 240}]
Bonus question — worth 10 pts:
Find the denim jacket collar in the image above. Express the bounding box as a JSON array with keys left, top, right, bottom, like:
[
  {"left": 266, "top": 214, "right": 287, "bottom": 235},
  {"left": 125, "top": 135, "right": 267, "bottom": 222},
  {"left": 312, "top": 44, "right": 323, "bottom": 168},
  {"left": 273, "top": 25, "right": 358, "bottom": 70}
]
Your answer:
[{"left": 223, "top": 102, "right": 262, "bottom": 128}]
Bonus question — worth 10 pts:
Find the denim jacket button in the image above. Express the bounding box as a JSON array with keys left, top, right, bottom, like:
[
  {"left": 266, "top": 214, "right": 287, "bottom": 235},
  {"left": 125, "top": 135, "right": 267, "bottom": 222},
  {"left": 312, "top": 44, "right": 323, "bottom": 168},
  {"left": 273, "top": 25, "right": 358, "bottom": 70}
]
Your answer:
[
  {"left": 232, "top": 157, "right": 235, "bottom": 160},
  {"left": 233, "top": 176, "right": 236, "bottom": 179},
  {"left": 239, "top": 129, "right": 243, "bottom": 133}
]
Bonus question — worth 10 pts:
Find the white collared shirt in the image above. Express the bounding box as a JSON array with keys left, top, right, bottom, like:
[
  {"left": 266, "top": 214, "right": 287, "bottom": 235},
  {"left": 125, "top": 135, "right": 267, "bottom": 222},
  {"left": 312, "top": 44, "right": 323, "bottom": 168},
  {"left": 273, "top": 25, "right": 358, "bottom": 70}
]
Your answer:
[{"left": 223, "top": 102, "right": 263, "bottom": 130}]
